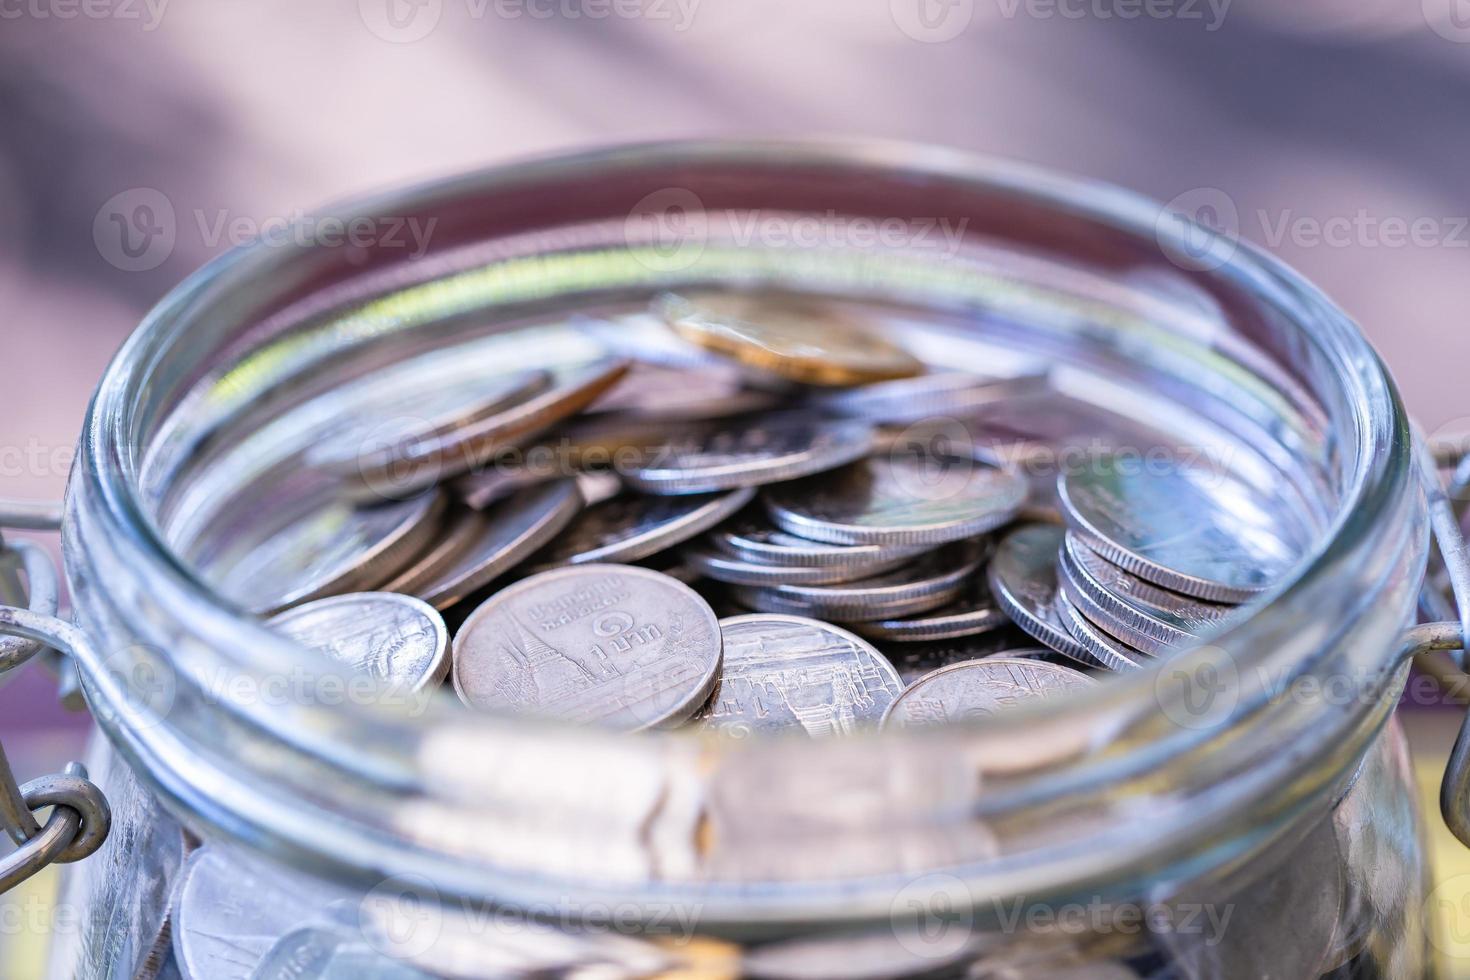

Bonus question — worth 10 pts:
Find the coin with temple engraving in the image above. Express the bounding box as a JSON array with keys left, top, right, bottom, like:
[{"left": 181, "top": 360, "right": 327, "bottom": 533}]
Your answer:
[
  {"left": 453, "top": 564, "right": 723, "bottom": 729},
  {"left": 988, "top": 523, "right": 1135, "bottom": 671},
  {"left": 173, "top": 847, "right": 358, "bottom": 980},
  {"left": 529, "top": 487, "right": 754, "bottom": 568},
  {"left": 1058, "top": 458, "right": 1305, "bottom": 603},
  {"left": 620, "top": 415, "right": 873, "bottom": 495},
  {"left": 658, "top": 291, "right": 925, "bottom": 387},
  {"left": 696, "top": 614, "right": 903, "bottom": 737},
  {"left": 882, "top": 658, "right": 1094, "bottom": 729},
  {"left": 764, "top": 453, "right": 1026, "bottom": 546},
  {"left": 267, "top": 592, "right": 450, "bottom": 691}
]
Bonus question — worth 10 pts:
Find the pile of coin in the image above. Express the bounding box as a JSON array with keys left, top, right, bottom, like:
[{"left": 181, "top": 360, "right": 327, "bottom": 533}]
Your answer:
[{"left": 228, "top": 289, "right": 1304, "bottom": 736}]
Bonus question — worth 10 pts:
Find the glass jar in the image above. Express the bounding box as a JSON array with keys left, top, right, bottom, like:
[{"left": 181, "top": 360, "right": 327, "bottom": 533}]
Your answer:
[{"left": 9, "top": 141, "right": 1451, "bottom": 977}]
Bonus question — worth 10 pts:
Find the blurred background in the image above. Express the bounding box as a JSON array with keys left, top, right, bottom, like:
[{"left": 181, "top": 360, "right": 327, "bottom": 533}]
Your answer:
[{"left": 2, "top": 0, "right": 1470, "bottom": 969}]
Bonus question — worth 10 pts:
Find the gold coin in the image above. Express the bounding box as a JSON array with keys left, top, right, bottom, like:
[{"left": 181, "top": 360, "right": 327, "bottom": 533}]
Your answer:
[{"left": 657, "top": 292, "right": 925, "bottom": 387}]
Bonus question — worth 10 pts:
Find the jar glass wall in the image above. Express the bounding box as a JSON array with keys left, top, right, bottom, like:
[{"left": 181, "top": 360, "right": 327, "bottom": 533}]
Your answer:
[{"left": 51, "top": 142, "right": 1433, "bottom": 977}]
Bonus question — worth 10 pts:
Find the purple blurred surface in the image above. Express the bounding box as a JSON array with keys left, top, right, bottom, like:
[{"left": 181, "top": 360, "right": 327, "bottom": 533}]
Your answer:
[{"left": 2, "top": 1, "right": 1469, "bottom": 737}]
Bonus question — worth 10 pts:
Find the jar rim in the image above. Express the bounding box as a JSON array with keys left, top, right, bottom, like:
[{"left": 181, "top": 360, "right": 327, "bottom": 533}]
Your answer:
[{"left": 66, "top": 139, "right": 1422, "bottom": 921}]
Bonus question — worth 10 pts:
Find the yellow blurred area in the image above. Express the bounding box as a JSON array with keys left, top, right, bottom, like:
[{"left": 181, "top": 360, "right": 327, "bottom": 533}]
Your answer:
[
  {"left": 1409, "top": 712, "right": 1470, "bottom": 979},
  {"left": 0, "top": 867, "right": 59, "bottom": 980}
]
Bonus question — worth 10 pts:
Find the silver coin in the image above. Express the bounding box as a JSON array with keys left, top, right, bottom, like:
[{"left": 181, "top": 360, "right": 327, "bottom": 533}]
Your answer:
[
  {"left": 1058, "top": 532, "right": 1233, "bottom": 655},
  {"left": 576, "top": 310, "right": 737, "bottom": 371},
  {"left": 250, "top": 929, "right": 435, "bottom": 980},
  {"left": 574, "top": 469, "right": 623, "bottom": 506},
  {"left": 453, "top": 463, "right": 555, "bottom": 510},
  {"left": 739, "top": 926, "right": 983, "bottom": 980},
  {"left": 529, "top": 487, "right": 754, "bottom": 568},
  {"left": 635, "top": 551, "right": 704, "bottom": 585},
  {"left": 712, "top": 519, "right": 927, "bottom": 568},
  {"left": 883, "top": 629, "right": 1052, "bottom": 684},
  {"left": 1058, "top": 459, "right": 1304, "bottom": 602},
  {"left": 352, "top": 358, "right": 632, "bottom": 498},
  {"left": 850, "top": 572, "right": 1008, "bottom": 642},
  {"left": 1155, "top": 812, "right": 1346, "bottom": 980},
  {"left": 729, "top": 541, "right": 983, "bottom": 622},
  {"left": 359, "top": 878, "right": 673, "bottom": 978},
  {"left": 173, "top": 848, "right": 356, "bottom": 980},
  {"left": 987, "top": 522, "right": 1138, "bottom": 671},
  {"left": 382, "top": 480, "right": 583, "bottom": 609},
  {"left": 267, "top": 592, "right": 450, "bottom": 691},
  {"left": 453, "top": 454, "right": 620, "bottom": 511},
  {"left": 161, "top": 336, "right": 564, "bottom": 542},
  {"left": 680, "top": 542, "right": 912, "bottom": 587},
  {"left": 587, "top": 361, "right": 781, "bottom": 421},
  {"left": 453, "top": 564, "right": 723, "bottom": 730},
  {"left": 811, "top": 369, "right": 1052, "bottom": 423},
  {"left": 696, "top": 614, "right": 903, "bottom": 737},
  {"left": 619, "top": 415, "right": 873, "bottom": 495},
  {"left": 206, "top": 490, "right": 447, "bottom": 616},
  {"left": 1055, "top": 589, "right": 1146, "bottom": 671},
  {"left": 882, "top": 657, "right": 1094, "bottom": 729},
  {"left": 304, "top": 367, "right": 551, "bottom": 484},
  {"left": 453, "top": 413, "right": 717, "bottom": 511},
  {"left": 763, "top": 452, "right": 1026, "bottom": 546}
]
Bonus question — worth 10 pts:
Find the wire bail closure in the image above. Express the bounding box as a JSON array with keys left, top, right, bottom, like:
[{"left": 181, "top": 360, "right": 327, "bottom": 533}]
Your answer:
[
  {"left": 0, "top": 511, "right": 112, "bottom": 896},
  {"left": 1414, "top": 434, "right": 1470, "bottom": 848}
]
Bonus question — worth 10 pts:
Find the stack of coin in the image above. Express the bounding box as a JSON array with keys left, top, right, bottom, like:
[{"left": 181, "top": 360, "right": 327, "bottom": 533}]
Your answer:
[{"left": 232, "top": 289, "right": 1305, "bottom": 738}]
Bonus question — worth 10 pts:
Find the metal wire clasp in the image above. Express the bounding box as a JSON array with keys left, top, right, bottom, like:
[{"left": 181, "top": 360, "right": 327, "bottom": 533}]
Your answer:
[
  {"left": 0, "top": 516, "right": 112, "bottom": 896},
  {"left": 1414, "top": 435, "right": 1470, "bottom": 848}
]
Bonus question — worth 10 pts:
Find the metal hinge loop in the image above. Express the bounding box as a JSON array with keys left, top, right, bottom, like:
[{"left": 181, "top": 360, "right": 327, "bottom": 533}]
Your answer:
[
  {"left": 1414, "top": 434, "right": 1470, "bottom": 848},
  {"left": 0, "top": 500, "right": 63, "bottom": 532},
  {"left": 0, "top": 762, "right": 107, "bottom": 894},
  {"left": 0, "top": 512, "right": 112, "bottom": 896},
  {"left": 0, "top": 537, "right": 61, "bottom": 673}
]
